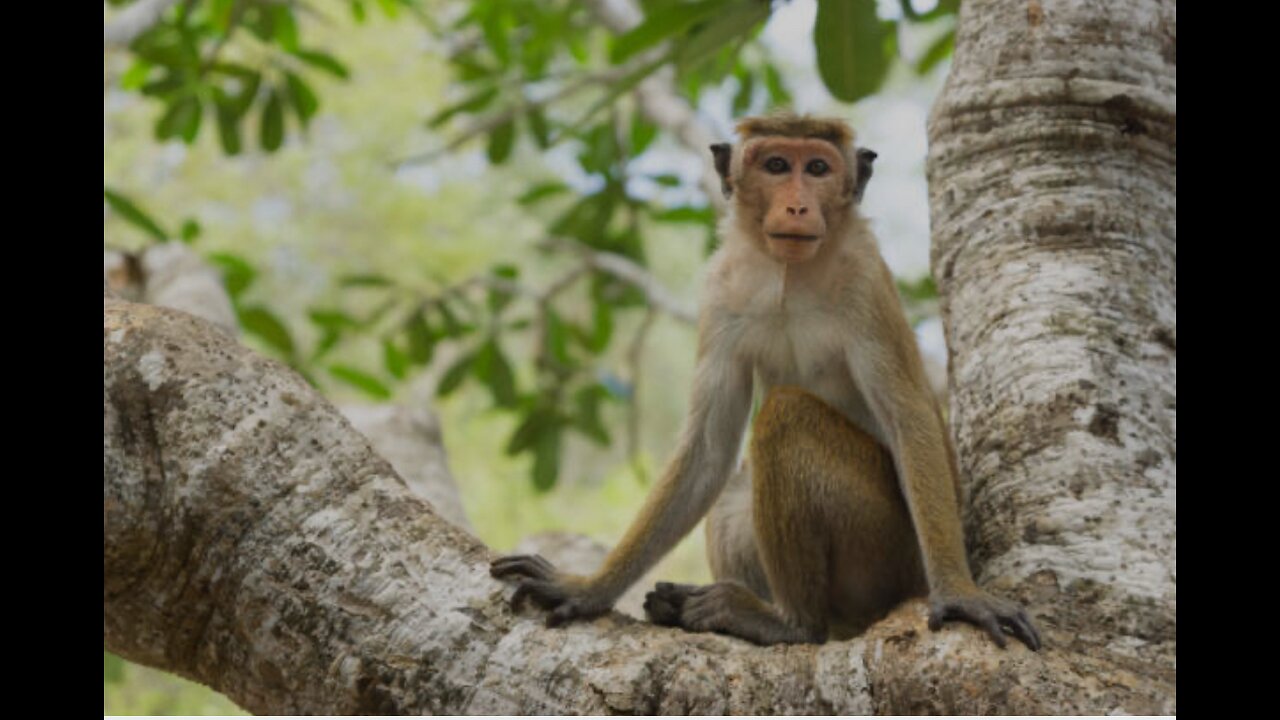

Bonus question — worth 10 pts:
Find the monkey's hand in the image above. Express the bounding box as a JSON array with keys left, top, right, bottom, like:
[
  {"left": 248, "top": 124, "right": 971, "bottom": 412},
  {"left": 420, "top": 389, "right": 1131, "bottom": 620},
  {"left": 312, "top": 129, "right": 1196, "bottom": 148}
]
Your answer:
[
  {"left": 927, "top": 587, "right": 1042, "bottom": 651},
  {"left": 490, "top": 554, "right": 615, "bottom": 627}
]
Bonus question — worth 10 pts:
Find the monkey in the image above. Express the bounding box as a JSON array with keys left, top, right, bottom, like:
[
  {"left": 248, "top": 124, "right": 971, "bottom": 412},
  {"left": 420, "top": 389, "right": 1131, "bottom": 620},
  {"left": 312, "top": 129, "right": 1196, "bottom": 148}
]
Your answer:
[{"left": 491, "top": 112, "right": 1041, "bottom": 651}]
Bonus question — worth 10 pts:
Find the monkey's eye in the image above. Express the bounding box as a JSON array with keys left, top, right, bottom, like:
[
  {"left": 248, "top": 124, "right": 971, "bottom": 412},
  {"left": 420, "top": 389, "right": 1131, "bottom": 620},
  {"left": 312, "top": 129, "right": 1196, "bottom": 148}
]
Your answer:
[
  {"left": 806, "top": 159, "right": 831, "bottom": 176},
  {"left": 764, "top": 157, "right": 790, "bottom": 174}
]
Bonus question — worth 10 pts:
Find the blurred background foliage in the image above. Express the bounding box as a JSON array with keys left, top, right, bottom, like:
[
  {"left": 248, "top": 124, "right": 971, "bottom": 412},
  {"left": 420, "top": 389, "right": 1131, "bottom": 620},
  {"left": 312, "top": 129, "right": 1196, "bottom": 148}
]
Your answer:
[{"left": 104, "top": 0, "right": 955, "bottom": 712}]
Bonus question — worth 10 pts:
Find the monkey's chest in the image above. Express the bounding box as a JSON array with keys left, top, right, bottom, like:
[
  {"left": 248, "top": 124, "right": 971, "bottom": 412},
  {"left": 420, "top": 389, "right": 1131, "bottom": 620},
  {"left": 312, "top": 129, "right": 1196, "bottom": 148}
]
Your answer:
[
  {"left": 739, "top": 305, "right": 848, "bottom": 386},
  {"left": 736, "top": 304, "right": 884, "bottom": 444}
]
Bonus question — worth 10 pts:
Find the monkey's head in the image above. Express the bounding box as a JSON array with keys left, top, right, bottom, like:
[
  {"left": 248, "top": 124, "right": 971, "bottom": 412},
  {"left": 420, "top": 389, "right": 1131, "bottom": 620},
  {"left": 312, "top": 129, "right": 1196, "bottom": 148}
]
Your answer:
[{"left": 711, "top": 114, "right": 876, "bottom": 265}]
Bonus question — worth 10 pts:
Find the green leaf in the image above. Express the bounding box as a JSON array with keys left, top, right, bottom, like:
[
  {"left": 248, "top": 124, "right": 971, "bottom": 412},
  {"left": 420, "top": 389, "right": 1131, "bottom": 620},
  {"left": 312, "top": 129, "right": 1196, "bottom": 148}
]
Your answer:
[
  {"left": 585, "top": 300, "right": 613, "bottom": 353},
  {"left": 214, "top": 94, "right": 243, "bottom": 154},
  {"left": 436, "top": 351, "right": 475, "bottom": 397},
  {"left": 180, "top": 219, "right": 201, "bottom": 243},
  {"left": 651, "top": 206, "right": 715, "bottom": 224},
  {"left": 270, "top": 5, "right": 301, "bottom": 51},
  {"left": 543, "top": 308, "right": 571, "bottom": 367},
  {"left": 427, "top": 87, "right": 499, "bottom": 128},
  {"left": 120, "top": 60, "right": 152, "bottom": 90},
  {"left": 436, "top": 300, "right": 469, "bottom": 337},
  {"left": 328, "top": 364, "right": 392, "bottom": 400},
  {"left": 291, "top": 49, "right": 351, "bottom": 79},
  {"left": 210, "top": 0, "right": 236, "bottom": 31},
  {"left": 517, "top": 181, "right": 571, "bottom": 206},
  {"left": 383, "top": 339, "right": 409, "bottom": 379},
  {"left": 308, "top": 309, "right": 359, "bottom": 332},
  {"left": 351, "top": 0, "right": 367, "bottom": 23},
  {"left": 914, "top": 27, "right": 955, "bottom": 75},
  {"left": 104, "top": 188, "right": 168, "bottom": 242},
  {"left": 227, "top": 72, "right": 262, "bottom": 117},
  {"left": 156, "top": 95, "right": 202, "bottom": 143},
  {"left": 526, "top": 106, "right": 552, "bottom": 148},
  {"left": 475, "top": 339, "right": 518, "bottom": 407},
  {"left": 532, "top": 425, "right": 561, "bottom": 491},
  {"left": 630, "top": 115, "right": 658, "bottom": 154},
  {"left": 487, "top": 118, "right": 516, "bottom": 164},
  {"left": 674, "top": 0, "right": 769, "bottom": 73},
  {"left": 339, "top": 273, "right": 393, "bottom": 287},
  {"left": 897, "top": 274, "right": 938, "bottom": 302},
  {"left": 260, "top": 89, "right": 285, "bottom": 151},
  {"left": 284, "top": 72, "right": 319, "bottom": 127},
  {"left": 407, "top": 310, "right": 436, "bottom": 363},
  {"left": 611, "top": 0, "right": 723, "bottom": 63},
  {"left": 488, "top": 263, "right": 519, "bottom": 313},
  {"left": 239, "top": 306, "right": 295, "bottom": 358},
  {"left": 814, "top": 0, "right": 891, "bottom": 103},
  {"left": 506, "top": 408, "right": 556, "bottom": 456},
  {"left": 207, "top": 252, "right": 257, "bottom": 298},
  {"left": 481, "top": 9, "right": 512, "bottom": 66},
  {"left": 573, "top": 384, "right": 611, "bottom": 445},
  {"left": 732, "top": 70, "right": 755, "bottom": 115},
  {"left": 649, "top": 174, "right": 682, "bottom": 187},
  {"left": 763, "top": 63, "right": 791, "bottom": 105}
]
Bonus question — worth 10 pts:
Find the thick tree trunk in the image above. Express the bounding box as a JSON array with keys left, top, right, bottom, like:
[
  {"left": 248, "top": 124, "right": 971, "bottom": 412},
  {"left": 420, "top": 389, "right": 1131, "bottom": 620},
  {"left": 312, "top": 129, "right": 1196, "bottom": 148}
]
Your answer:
[
  {"left": 104, "top": 296, "right": 1173, "bottom": 713},
  {"left": 927, "top": 0, "right": 1175, "bottom": 676},
  {"left": 103, "top": 0, "right": 1176, "bottom": 710}
]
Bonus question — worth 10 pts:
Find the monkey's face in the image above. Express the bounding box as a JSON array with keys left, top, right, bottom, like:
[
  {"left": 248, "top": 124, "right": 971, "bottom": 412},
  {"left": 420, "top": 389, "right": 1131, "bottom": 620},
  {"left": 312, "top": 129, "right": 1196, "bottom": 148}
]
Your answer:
[{"left": 736, "top": 137, "right": 851, "bottom": 265}]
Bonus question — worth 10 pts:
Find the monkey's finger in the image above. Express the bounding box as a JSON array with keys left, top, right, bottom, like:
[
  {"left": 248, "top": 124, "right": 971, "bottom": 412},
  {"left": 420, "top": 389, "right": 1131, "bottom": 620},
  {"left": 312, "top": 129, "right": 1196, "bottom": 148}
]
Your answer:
[
  {"left": 491, "top": 554, "right": 556, "bottom": 580},
  {"left": 644, "top": 592, "right": 681, "bottom": 626},
  {"left": 546, "top": 601, "right": 582, "bottom": 628},
  {"left": 511, "top": 579, "right": 562, "bottom": 612},
  {"left": 654, "top": 582, "right": 701, "bottom": 600},
  {"left": 977, "top": 611, "right": 1008, "bottom": 649},
  {"left": 1004, "top": 611, "right": 1042, "bottom": 652},
  {"left": 927, "top": 603, "right": 948, "bottom": 631}
]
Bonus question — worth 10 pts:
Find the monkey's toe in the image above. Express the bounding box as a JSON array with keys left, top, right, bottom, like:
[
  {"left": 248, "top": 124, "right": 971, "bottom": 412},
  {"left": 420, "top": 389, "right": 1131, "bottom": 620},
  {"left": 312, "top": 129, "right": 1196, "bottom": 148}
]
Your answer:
[
  {"left": 644, "top": 591, "right": 683, "bottom": 626},
  {"left": 490, "top": 553, "right": 556, "bottom": 581}
]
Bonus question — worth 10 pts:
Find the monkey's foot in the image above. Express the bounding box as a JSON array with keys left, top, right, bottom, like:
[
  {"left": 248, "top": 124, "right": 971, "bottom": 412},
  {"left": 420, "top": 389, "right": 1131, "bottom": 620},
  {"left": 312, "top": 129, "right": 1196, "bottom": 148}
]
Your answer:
[
  {"left": 928, "top": 589, "right": 1043, "bottom": 651},
  {"left": 489, "top": 553, "right": 611, "bottom": 627},
  {"left": 643, "top": 581, "right": 701, "bottom": 627},
  {"left": 644, "top": 581, "right": 820, "bottom": 645}
]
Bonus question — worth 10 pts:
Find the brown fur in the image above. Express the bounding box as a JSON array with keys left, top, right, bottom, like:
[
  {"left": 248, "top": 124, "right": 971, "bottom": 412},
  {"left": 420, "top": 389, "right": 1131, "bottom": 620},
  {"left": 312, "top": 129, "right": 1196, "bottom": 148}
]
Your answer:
[
  {"left": 736, "top": 112, "right": 856, "bottom": 148},
  {"left": 491, "top": 113, "right": 1042, "bottom": 652}
]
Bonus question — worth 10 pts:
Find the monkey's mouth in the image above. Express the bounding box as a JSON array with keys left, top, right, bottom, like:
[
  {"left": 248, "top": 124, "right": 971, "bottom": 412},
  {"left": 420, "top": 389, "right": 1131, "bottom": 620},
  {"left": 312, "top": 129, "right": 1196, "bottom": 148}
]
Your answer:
[{"left": 768, "top": 233, "right": 820, "bottom": 243}]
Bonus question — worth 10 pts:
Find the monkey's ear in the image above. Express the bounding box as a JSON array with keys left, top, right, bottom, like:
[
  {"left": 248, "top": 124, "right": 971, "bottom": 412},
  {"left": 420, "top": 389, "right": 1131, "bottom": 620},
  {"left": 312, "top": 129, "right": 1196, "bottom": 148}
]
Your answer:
[
  {"left": 854, "top": 148, "right": 878, "bottom": 203},
  {"left": 710, "top": 143, "right": 733, "bottom": 198}
]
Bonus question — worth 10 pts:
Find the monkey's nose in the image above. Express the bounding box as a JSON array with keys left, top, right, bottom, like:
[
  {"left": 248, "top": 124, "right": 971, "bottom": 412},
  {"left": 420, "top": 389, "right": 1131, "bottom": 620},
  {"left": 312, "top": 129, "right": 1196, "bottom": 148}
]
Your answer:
[{"left": 786, "top": 206, "right": 808, "bottom": 216}]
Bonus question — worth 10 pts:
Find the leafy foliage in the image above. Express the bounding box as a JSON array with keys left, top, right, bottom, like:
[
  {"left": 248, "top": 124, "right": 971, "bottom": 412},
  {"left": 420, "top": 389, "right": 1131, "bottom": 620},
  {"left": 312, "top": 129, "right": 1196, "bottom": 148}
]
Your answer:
[{"left": 106, "top": 0, "right": 957, "bottom": 491}]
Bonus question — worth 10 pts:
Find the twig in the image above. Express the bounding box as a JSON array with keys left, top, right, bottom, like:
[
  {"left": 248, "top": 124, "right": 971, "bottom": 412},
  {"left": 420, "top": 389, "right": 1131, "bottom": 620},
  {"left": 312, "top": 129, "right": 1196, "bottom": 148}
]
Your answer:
[
  {"left": 540, "top": 236, "right": 696, "bottom": 325},
  {"left": 395, "top": 65, "right": 634, "bottom": 168}
]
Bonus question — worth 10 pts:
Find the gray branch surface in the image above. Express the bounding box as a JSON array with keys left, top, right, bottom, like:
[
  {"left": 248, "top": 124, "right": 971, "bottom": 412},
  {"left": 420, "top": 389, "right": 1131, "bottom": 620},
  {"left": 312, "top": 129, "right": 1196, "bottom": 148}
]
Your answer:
[{"left": 104, "top": 296, "right": 1174, "bottom": 714}]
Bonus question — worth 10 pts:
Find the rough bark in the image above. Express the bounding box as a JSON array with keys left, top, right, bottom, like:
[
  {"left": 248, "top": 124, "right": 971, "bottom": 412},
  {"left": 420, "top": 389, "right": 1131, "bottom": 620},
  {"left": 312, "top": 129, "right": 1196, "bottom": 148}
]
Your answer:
[
  {"left": 927, "top": 0, "right": 1175, "bottom": 676},
  {"left": 104, "top": 296, "right": 1174, "bottom": 714}
]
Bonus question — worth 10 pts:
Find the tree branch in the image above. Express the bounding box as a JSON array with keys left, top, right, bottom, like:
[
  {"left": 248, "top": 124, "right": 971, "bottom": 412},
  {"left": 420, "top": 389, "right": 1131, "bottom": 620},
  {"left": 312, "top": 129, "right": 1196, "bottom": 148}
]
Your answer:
[
  {"left": 584, "top": 0, "right": 727, "bottom": 210},
  {"left": 104, "top": 296, "right": 1174, "bottom": 714}
]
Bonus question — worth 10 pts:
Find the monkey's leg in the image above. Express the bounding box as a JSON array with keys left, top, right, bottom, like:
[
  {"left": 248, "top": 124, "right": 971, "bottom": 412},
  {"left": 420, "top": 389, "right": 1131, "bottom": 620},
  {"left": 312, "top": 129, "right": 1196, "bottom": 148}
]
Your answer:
[
  {"left": 704, "top": 461, "right": 771, "bottom": 600},
  {"left": 752, "top": 386, "right": 926, "bottom": 640},
  {"left": 646, "top": 386, "right": 923, "bottom": 644},
  {"left": 645, "top": 461, "right": 820, "bottom": 643}
]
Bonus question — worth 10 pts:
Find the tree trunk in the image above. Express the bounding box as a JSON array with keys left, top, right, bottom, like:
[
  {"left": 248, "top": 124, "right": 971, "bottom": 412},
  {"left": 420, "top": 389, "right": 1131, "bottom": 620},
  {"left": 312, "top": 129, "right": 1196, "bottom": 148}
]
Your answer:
[
  {"left": 103, "top": 0, "right": 1176, "bottom": 711},
  {"left": 927, "top": 0, "right": 1175, "bottom": 676}
]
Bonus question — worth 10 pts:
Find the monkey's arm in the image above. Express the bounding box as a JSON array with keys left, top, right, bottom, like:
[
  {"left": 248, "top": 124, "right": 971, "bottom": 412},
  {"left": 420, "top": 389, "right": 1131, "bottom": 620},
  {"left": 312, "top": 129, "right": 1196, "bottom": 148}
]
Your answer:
[
  {"left": 492, "top": 313, "right": 755, "bottom": 626},
  {"left": 845, "top": 266, "right": 1041, "bottom": 651}
]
